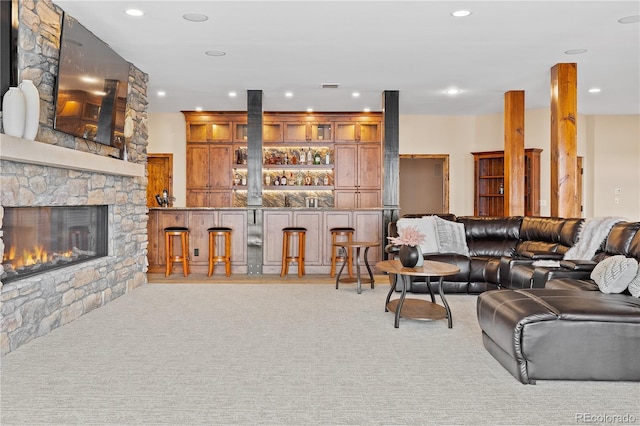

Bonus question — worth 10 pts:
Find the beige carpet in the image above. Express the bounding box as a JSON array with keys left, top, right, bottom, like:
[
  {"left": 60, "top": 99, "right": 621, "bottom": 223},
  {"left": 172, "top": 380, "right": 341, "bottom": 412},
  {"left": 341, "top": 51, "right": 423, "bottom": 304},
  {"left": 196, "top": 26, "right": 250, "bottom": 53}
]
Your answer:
[{"left": 1, "top": 280, "right": 639, "bottom": 425}]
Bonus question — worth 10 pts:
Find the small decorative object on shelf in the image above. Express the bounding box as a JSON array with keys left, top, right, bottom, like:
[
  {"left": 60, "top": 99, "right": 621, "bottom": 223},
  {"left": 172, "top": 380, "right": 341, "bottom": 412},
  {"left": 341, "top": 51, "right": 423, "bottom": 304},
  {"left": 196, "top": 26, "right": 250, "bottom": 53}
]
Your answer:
[
  {"left": 306, "top": 147, "right": 313, "bottom": 164},
  {"left": 498, "top": 182, "right": 504, "bottom": 195},
  {"left": 388, "top": 225, "right": 425, "bottom": 268},
  {"left": 19, "top": 80, "right": 40, "bottom": 140},
  {"left": 2, "top": 87, "right": 26, "bottom": 137}
]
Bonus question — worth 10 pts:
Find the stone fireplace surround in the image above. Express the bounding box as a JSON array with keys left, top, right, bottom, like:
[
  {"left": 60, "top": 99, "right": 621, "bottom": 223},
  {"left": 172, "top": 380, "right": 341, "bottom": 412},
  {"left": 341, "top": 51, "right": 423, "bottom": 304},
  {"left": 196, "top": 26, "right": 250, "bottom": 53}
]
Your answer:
[
  {"left": 0, "top": 135, "right": 148, "bottom": 355},
  {"left": 0, "top": 0, "right": 149, "bottom": 355}
]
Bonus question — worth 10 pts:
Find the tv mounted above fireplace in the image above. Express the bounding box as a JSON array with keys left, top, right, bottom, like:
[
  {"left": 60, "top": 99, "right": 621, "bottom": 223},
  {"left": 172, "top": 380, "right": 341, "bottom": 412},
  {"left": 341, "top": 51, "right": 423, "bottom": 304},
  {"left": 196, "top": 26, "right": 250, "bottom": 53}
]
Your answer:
[{"left": 53, "top": 12, "right": 130, "bottom": 147}]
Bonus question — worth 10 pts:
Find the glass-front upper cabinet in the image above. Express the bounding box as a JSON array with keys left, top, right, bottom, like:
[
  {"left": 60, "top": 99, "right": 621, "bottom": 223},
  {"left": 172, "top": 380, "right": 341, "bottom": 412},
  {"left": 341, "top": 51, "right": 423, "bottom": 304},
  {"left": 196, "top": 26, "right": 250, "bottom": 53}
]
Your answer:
[
  {"left": 335, "top": 121, "right": 380, "bottom": 142},
  {"left": 283, "top": 121, "right": 333, "bottom": 142}
]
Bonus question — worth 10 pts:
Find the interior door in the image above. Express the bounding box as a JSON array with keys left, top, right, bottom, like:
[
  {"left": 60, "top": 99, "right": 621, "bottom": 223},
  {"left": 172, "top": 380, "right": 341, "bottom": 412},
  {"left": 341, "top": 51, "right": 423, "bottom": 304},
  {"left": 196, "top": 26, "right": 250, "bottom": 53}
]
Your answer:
[{"left": 147, "top": 154, "right": 173, "bottom": 207}]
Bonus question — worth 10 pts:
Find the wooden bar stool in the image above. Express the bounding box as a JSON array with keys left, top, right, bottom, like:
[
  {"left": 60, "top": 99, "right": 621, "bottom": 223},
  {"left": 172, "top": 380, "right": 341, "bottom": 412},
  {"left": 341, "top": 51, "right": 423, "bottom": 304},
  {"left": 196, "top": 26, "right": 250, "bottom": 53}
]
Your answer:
[
  {"left": 207, "top": 227, "right": 232, "bottom": 277},
  {"left": 281, "top": 227, "right": 306, "bottom": 277},
  {"left": 330, "top": 227, "right": 354, "bottom": 278},
  {"left": 164, "top": 226, "right": 190, "bottom": 277}
]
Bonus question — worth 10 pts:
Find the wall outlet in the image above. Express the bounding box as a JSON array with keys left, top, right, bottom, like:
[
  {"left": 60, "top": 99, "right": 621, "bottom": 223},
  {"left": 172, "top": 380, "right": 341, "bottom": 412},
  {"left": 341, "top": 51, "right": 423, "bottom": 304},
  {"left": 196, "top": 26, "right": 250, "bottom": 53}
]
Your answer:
[{"left": 194, "top": 248, "right": 199, "bottom": 256}]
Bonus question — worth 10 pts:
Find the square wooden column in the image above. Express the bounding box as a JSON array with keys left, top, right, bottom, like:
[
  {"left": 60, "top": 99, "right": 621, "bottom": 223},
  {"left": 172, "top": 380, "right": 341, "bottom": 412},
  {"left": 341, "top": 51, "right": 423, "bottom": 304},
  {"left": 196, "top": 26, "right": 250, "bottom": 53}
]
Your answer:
[
  {"left": 550, "top": 63, "right": 579, "bottom": 218},
  {"left": 504, "top": 90, "right": 525, "bottom": 216}
]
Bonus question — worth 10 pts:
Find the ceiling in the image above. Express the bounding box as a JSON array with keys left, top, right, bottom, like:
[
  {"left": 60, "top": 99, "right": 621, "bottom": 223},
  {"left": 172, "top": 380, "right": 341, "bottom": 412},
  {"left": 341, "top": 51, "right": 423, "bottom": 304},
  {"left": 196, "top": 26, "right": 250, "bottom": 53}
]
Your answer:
[{"left": 52, "top": 1, "right": 640, "bottom": 116}]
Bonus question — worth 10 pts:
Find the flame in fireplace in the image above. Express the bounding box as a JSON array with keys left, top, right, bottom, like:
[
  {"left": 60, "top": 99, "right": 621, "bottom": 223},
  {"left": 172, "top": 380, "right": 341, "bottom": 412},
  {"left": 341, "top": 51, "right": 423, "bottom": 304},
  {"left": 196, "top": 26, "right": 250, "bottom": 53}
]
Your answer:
[{"left": 3, "top": 245, "right": 73, "bottom": 269}]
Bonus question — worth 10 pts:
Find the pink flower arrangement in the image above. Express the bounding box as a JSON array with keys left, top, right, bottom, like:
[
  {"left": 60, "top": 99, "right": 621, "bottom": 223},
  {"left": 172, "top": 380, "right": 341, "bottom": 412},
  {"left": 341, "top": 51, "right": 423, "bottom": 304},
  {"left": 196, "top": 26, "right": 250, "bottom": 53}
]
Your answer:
[{"left": 387, "top": 225, "right": 425, "bottom": 247}]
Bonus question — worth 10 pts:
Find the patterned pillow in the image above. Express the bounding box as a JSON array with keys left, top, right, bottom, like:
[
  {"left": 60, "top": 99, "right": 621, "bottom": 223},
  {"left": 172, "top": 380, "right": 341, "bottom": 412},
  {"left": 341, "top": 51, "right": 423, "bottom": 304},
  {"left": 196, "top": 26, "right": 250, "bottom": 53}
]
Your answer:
[
  {"left": 434, "top": 216, "right": 469, "bottom": 256},
  {"left": 627, "top": 262, "right": 640, "bottom": 298},
  {"left": 590, "top": 255, "right": 639, "bottom": 294}
]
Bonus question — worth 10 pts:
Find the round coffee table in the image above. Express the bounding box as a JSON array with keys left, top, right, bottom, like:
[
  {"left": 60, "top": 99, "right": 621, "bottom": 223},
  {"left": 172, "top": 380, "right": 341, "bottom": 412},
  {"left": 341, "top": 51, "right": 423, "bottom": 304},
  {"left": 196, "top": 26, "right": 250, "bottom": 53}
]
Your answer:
[
  {"left": 335, "top": 241, "right": 380, "bottom": 294},
  {"left": 376, "top": 259, "right": 460, "bottom": 328}
]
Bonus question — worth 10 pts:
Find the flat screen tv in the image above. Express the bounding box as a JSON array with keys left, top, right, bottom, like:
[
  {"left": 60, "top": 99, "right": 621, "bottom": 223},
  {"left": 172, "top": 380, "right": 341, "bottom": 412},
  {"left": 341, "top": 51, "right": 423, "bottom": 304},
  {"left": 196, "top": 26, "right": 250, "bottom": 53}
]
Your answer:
[{"left": 54, "top": 13, "right": 130, "bottom": 146}]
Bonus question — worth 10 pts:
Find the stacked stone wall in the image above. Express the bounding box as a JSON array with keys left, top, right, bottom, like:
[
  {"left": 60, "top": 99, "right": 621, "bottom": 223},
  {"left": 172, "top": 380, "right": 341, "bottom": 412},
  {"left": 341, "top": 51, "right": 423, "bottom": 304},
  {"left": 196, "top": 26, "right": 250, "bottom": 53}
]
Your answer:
[{"left": 0, "top": 0, "right": 149, "bottom": 354}]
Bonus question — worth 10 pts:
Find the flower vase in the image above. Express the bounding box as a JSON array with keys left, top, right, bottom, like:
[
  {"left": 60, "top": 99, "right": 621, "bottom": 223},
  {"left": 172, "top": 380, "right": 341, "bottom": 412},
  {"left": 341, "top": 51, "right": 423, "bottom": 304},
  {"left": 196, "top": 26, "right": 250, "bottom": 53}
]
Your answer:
[
  {"left": 2, "top": 87, "right": 26, "bottom": 137},
  {"left": 398, "top": 245, "right": 420, "bottom": 268},
  {"left": 19, "top": 80, "right": 40, "bottom": 140}
]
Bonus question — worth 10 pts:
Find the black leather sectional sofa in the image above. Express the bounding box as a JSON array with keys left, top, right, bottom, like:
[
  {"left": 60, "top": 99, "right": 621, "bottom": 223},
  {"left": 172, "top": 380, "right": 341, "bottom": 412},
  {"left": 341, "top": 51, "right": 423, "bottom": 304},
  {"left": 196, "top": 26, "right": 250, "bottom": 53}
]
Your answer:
[{"left": 386, "top": 214, "right": 640, "bottom": 383}]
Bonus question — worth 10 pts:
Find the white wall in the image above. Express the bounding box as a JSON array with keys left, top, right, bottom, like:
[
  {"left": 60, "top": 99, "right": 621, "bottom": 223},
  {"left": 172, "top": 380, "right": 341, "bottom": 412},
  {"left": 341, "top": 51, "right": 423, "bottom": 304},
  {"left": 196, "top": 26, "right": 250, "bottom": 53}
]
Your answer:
[
  {"left": 588, "top": 115, "right": 640, "bottom": 220},
  {"left": 148, "top": 111, "right": 640, "bottom": 219},
  {"left": 147, "top": 113, "right": 187, "bottom": 207}
]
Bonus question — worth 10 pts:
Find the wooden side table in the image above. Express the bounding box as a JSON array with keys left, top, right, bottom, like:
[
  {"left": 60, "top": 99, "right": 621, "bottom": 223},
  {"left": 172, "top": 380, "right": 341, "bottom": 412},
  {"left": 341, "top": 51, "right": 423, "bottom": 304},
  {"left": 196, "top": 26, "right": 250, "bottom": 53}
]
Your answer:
[
  {"left": 335, "top": 241, "right": 381, "bottom": 294},
  {"left": 376, "top": 259, "right": 460, "bottom": 328}
]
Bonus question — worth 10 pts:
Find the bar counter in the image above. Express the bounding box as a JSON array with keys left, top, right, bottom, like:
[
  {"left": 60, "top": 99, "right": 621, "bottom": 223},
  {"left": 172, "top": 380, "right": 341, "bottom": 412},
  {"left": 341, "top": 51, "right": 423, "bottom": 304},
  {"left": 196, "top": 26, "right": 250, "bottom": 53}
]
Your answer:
[{"left": 147, "top": 207, "right": 384, "bottom": 275}]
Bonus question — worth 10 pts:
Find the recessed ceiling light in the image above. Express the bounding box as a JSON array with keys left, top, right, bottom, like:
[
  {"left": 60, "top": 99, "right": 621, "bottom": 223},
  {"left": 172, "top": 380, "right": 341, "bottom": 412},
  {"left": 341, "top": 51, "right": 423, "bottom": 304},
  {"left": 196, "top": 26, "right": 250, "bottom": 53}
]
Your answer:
[
  {"left": 618, "top": 15, "right": 640, "bottom": 24},
  {"left": 588, "top": 88, "right": 601, "bottom": 93},
  {"left": 229, "top": 91, "right": 237, "bottom": 98},
  {"left": 195, "top": 107, "right": 203, "bottom": 112},
  {"left": 363, "top": 108, "right": 371, "bottom": 113},
  {"left": 183, "top": 13, "right": 209, "bottom": 22},
  {"left": 205, "top": 50, "right": 226, "bottom": 57},
  {"left": 306, "top": 108, "right": 313, "bottom": 113},
  {"left": 157, "top": 91, "right": 166, "bottom": 97},
  {"left": 451, "top": 10, "right": 471, "bottom": 17},
  {"left": 445, "top": 88, "right": 461, "bottom": 95},
  {"left": 352, "top": 92, "right": 360, "bottom": 98},
  {"left": 125, "top": 9, "right": 144, "bottom": 17},
  {"left": 565, "top": 49, "right": 587, "bottom": 55},
  {"left": 285, "top": 92, "right": 293, "bottom": 98}
]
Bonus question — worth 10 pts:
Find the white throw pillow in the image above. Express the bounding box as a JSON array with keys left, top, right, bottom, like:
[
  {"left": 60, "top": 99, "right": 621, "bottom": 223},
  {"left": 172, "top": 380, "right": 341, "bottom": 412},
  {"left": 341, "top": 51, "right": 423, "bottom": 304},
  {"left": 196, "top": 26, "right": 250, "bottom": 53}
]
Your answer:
[
  {"left": 434, "top": 216, "right": 469, "bottom": 256},
  {"left": 627, "top": 262, "right": 640, "bottom": 298},
  {"left": 590, "top": 255, "right": 639, "bottom": 294},
  {"left": 396, "top": 217, "right": 439, "bottom": 254}
]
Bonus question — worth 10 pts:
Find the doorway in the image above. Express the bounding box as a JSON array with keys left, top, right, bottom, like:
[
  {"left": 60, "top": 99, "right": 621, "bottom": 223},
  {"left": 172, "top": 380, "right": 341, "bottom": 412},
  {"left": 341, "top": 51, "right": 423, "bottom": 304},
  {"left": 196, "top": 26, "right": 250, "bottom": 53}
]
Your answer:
[
  {"left": 147, "top": 154, "right": 173, "bottom": 207},
  {"left": 399, "top": 155, "right": 449, "bottom": 216}
]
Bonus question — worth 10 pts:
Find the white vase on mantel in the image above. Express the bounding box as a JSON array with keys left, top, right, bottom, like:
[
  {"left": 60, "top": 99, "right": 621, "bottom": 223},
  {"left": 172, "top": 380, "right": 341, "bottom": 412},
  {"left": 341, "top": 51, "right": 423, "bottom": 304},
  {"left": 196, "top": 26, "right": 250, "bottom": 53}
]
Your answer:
[
  {"left": 19, "top": 79, "right": 40, "bottom": 140},
  {"left": 2, "top": 87, "right": 26, "bottom": 137}
]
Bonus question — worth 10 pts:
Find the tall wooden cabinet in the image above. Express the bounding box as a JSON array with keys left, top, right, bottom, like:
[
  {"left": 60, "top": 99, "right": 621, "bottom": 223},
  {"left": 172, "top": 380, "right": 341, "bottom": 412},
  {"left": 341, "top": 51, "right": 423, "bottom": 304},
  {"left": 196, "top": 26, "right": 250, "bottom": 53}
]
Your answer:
[
  {"left": 333, "top": 143, "right": 381, "bottom": 208},
  {"left": 183, "top": 111, "right": 382, "bottom": 208},
  {"left": 472, "top": 149, "right": 541, "bottom": 217}
]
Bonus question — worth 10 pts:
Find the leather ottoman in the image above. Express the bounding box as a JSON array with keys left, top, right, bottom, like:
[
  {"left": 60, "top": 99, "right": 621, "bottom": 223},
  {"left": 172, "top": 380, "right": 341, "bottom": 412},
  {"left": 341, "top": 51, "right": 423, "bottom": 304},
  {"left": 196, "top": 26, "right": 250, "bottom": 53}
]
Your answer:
[{"left": 476, "top": 289, "right": 640, "bottom": 384}]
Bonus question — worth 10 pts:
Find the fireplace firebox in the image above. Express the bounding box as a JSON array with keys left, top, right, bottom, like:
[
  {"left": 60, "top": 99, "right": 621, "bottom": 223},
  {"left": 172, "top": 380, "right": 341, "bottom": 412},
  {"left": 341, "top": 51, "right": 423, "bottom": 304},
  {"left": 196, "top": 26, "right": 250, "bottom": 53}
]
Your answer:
[{"left": 1, "top": 206, "right": 108, "bottom": 283}]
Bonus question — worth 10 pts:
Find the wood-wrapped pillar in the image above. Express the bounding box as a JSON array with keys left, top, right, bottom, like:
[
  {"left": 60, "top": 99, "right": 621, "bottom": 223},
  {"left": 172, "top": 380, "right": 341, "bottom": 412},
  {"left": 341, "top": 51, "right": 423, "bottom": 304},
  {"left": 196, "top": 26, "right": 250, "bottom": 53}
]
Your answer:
[
  {"left": 504, "top": 90, "right": 525, "bottom": 216},
  {"left": 550, "top": 63, "right": 579, "bottom": 218}
]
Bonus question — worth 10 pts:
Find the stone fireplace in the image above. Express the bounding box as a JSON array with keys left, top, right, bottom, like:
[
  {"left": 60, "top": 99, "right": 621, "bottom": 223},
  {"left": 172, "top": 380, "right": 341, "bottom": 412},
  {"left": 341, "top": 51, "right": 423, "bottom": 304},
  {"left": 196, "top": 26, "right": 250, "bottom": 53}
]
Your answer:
[
  {"left": 0, "top": 0, "right": 149, "bottom": 355},
  {"left": 0, "top": 135, "right": 148, "bottom": 355}
]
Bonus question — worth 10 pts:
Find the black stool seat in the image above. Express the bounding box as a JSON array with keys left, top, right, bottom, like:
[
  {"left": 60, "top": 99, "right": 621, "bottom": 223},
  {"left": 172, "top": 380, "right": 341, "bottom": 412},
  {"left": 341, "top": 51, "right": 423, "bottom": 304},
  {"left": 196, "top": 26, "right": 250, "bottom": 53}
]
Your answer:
[
  {"left": 283, "top": 227, "right": 307, "bottom": 231},
  {"left": 330, "top": 227, "right": 355, "bottom": 232},
  {"left": 207, "top": 227, "right": 232, "bottom": 232},
  {"left": 165, "top": 226, "right": 189, "bottom": 231}
]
